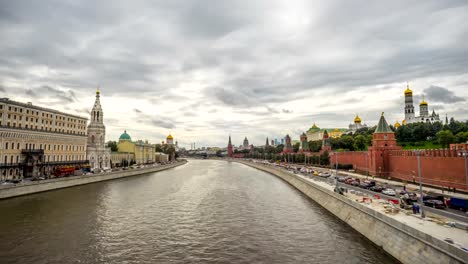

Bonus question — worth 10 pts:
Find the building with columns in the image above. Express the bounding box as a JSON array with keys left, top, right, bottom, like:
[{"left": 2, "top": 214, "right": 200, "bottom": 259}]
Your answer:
[
  {"left": 86, "top": 90, "right": 111, "bottom": 170},
  {"left": 0, "top": 98, "right": 88, "bottom": 180}
]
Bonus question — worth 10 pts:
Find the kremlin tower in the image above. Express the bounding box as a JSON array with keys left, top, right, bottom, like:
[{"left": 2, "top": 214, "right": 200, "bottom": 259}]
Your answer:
[
  {"left": 368, "top": 113, "right": 402, "bottom": 177},
  {"left": 227, "top": 136, "right": 233, "bottom": 157}
]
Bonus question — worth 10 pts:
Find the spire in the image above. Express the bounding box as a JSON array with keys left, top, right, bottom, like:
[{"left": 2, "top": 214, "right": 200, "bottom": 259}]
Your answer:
[
  {"left": 89, "top": 88, "right": 104, "bottom": 126},
  {"left": 404, "top": 82, "right": 413, "bottom": 95},
  {"left": 445, "top": 114, "right": 448, "bottom": 125},
  {"left": 265, "top": 137, "right": 269, "bottom": 146},
  {"left": 420, "top": 95, "right": 428, "bottom": 106},
  {"left": 375, "top": 112, "right": 392, "bottom": 133},
  {"left": 228, "top": 135, "right": 232, "bottom": 145}
]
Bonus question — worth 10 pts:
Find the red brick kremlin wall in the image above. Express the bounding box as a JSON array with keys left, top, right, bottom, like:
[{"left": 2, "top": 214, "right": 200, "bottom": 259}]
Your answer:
[
  {"left": 332, "top": 149, "right": 467, "bottom": 190},
  {"left": 331, "top": 151, "right": 369, "bottom": 173}
]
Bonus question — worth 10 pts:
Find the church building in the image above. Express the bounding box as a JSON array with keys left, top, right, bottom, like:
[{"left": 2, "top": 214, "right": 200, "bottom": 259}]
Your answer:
[
  {"left": 86, "top": 89, "right": 111, "bottom": 170},
  {"left": 403, "top": 83, "right": 440, "bottom": 124}
]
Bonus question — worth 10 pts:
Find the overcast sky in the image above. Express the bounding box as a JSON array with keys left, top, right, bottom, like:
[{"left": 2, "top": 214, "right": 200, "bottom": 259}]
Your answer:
[{"left": 1, "top": 0, "right": 467, "bottom": 148}]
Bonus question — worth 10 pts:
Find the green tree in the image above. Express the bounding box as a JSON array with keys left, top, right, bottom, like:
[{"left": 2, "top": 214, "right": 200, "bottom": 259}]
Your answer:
[
  {"left": 276, "top": 144, "right": 284, "bottom": 153},
  {"left": 353, "top": 135, "right": 367, "bottom": 150},
  {"left": 455, "top": 131, "right": 468, "bottom": 143},
  {"left": 293, "top": 142, "right": 300, "bottom": 152},
  {"left": 320, "top": 151, "right": 330, "bottom": 166},
  {"left": 155, "top": 144, "right": 163, "bottom": 152},
  {"left": 308, "top": 140, "right": 322, "bottom": 152},
  {"left": 107, "top": 141, "right": 118, "bottom": 152},
  {"left": 437, "top": 130, "right": 455, "bottom": 148},
  {"left": 339, "top": 135, "right": 355, "bottom": 151}
]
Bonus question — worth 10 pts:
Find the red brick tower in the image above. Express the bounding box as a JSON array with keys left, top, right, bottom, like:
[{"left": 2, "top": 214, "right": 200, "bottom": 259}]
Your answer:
[
  {"left": 283, "top": 134, "right": 294, "bottom": 153},
  {"left": 227, "top": 135, "right": 233, "bottom": 157},
  {"left": 368, "top": 113, "right": 402, "bottom": 177},
  {"left": 321, "top": 129, "right": 332, "bottom": 153}
]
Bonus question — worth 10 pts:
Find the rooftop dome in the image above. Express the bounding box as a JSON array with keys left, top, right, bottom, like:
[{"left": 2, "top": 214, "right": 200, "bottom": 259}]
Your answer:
[
  {"left": 167, "top": 134, "right": 174, "bottom": 140},
  {"left": 354, "top": 114, "right": 362, "bottom": 124},
  {"left": 404, "top": 83, "right": 412, "bottom": 96},
  {"left": 394, "top": 121, "right": 401, "bottom": 128},
  {"left": 307, "top": 123, "right": 320, "bottom": 133},
  {"left": 119, "top": 130, "right": 131, "bottom": 141},
  {"left": 420, "top": 100, "right": 428, "bottom": 106}
]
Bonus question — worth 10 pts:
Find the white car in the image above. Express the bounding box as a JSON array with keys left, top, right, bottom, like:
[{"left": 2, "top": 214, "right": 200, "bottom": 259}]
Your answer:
[{"left": 382, "top": 188, "right": 396, "bottom": 196}]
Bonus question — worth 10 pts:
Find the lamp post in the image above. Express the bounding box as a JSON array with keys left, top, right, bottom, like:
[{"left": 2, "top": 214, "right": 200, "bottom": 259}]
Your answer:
[
  {"left": 414, "top": 150, "right": 425, "bottom": 218},
  {"left": 366, "top": 152, "right": 369, "bottom": 180},
  {"left": 335, "top": 152, "right": 339, "bottom": 188},
  {"left": 460, "top": 150, "right": 468, "bottom": 191}
]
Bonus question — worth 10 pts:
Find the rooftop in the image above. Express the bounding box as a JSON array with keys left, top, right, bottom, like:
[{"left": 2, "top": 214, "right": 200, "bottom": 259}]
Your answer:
[{"left": 0, "top": 98, "right": 87, "bottom": 120}]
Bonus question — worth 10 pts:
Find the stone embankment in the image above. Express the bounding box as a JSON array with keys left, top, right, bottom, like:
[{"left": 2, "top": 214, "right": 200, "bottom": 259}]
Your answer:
[
  {"left": 0, "top": 160, "right": 187, "bottom": 200},
  {"left": 236, "top": 160, "right": 468, "bottom": 264}
]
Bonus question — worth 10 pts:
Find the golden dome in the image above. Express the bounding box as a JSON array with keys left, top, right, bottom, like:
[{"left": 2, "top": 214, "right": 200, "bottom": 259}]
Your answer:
[
  {"left": 404, "top": 83, "right": 412, "bottom": 96},
  {"left": 354, "top": 114, "right": 362, "bottom": 124},
  {"left": 402, "top": 119, "right": 407, "bottom": 125},
  {"left": 167, "top": 134, "right": 174, "bottom": 140},
  {"left": 394, "top": 121, "right": 401, "bottom": 128},
  {"left": 96, "top": 89, "right": 100, "bottom": 95}
]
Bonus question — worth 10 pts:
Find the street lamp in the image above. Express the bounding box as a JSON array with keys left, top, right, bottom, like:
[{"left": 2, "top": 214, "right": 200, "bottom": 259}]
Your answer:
[
  {"left": 365, "top": 152, "right": 368, "bottom": 180},
  {"left": 413, "top": 150, "right": 425, "bottom": 218},
  {"left": 458, "top": 150, "right": 468, "bottom": 191},
  {"left": 335, "top": 152, "right": 339, "bottom": 188}
]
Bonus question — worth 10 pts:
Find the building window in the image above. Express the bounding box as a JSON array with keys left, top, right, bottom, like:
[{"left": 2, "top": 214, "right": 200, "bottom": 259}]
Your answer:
[
  {"left": 5, "top": 142, "right": 8, "bottom": 149},
  {"left": 11, "top": 143, "right": 14, "bottom": 150},
  {"left": 17, "top": 143, "right": 20, "bottom": 149}
]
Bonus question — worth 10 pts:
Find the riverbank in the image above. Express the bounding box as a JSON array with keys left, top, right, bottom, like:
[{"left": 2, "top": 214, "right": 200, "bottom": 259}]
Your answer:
[
  {"left": 0, "top": 160, "right": 187, "bottom": 200},
  {"left": 235, "top": 159, "right": 468, "bottom": 264}
]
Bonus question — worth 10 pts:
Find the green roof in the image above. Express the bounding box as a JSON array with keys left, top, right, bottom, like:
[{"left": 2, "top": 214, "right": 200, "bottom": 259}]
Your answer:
[
  {"left": 375, "top": 113, "right": 392, "bottom": 133},
  {"left": 119, "top": 130, "right": 131, "bottom": 141}
]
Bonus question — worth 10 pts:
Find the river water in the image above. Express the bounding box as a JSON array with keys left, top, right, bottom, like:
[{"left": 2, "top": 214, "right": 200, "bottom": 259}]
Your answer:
[{"left": 0, "top": 160, "right": 398, "bottom": 264}]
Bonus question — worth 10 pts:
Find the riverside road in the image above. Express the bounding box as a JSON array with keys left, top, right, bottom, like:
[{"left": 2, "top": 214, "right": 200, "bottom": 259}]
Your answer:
[{"left": 0, "top": 159, "right": 398, "bottom": 264}]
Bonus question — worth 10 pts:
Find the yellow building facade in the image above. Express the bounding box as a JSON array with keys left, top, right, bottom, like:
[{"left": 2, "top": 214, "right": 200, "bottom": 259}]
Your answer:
[{"left": 111, "top": 131, "right": 156, "bottom": 166}]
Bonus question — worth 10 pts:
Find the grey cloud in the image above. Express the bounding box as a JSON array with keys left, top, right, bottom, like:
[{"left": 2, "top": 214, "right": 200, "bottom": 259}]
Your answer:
[
  {"left": 1, "top": 1, "right": 468, "bottom": 146},
  {"left": 24, "top": 85, "right": 77, "bottom": 104},
  {"left": 134, "top": 108, "right": 142, "bottom": 113},
  {"left": 149, "top": 118, "right": 176, "bottom": 129},
  {"left": 424, "top": 85, "right": 465, "bottom": 103}
]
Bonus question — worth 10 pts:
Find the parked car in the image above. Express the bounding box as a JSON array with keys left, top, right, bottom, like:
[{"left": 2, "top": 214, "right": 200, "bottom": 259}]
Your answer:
[
  {"left": 350, "top": 180, "right": 360, "bottom": 186},
  {"left": 359, "top": 181, "right": 376, "bottom": 189},
  {"left": 337, "top": 176, "right": 347, "bottom": 182},
  {"left": 344, "top": 178, "right": 357, "bottom": 185},
  {"left": 382, "top": 189, "right": 396, "bottom": 196},
  {"left": 424, "top": 199, "right": 446, "bottom": 209},
  {"left": 370, "top": 185, "right": 384, "bottom": 192}
]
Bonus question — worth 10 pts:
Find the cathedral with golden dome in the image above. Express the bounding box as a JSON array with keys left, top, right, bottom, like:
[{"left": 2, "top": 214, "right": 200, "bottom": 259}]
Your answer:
[
  {"left": 348, "top": 114, "right": 368, "bottom": 134},
  {"left": 403, "top": 83, "right": 440, "bottom": 124}
]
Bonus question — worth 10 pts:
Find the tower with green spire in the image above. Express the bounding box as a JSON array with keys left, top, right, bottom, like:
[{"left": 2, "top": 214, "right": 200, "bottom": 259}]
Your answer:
[{"left": 368, "top": 112, "right": 402, "bottom": 177}]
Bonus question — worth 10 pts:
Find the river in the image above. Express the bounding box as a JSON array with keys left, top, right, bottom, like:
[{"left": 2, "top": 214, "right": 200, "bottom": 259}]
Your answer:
[{"left": 0, "top": 159, "right": 398, "bottom": 263}]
